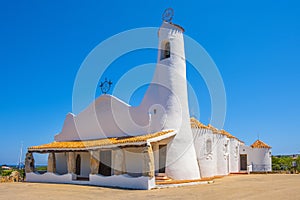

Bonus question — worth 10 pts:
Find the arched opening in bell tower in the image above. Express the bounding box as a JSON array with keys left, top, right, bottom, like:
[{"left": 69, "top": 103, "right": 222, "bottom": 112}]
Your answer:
[{"left": 160, "top": 41, "right": 170, "bottom": 60}]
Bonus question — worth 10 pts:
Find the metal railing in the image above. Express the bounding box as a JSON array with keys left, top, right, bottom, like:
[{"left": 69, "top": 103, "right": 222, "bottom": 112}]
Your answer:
[{"left": 251, "top": 164, "right": 271, "bottom": 172}]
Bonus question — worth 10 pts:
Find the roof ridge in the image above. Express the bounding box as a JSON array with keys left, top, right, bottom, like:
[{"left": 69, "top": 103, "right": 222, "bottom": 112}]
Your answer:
[
  {"left": 190, "top": 118, "right": 243, "bottom": 142},
  {"left": 28, "top": 130, "right": 175, "bottom": 152}
]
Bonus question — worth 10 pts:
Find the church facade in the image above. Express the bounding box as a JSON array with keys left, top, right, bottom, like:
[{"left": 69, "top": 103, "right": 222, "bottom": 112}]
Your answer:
[{"left": 25, "top": 11, "right": 272, "bottom": 190}]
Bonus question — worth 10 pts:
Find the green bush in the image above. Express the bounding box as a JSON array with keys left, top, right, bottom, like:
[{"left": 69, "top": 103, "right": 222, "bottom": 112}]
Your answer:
[
  {"left": 35, "top": 166, "right": 47, "bottom": 171},
  {"left": 296, "top": 157, "right": 300, "bottom": 172},
  {"left": 272, "top": 156, "right": 300, "bottom": 172},
  {"left": 17, "top": 169, "right": 25, "bottom": 179},
  {"left": 1, "top": 169, "right": 13, "bottom": 176}
]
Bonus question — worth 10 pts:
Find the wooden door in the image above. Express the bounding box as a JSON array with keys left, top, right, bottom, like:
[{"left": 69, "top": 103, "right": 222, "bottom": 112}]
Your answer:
[
  {"left": 240, "top": 154, "right": 247, "bottom": 171},
  {"left": 75, "top": 154, "right": 81, "bottom": 175},
  {"left": 159, "top": 145, "right": 167, "bottom": 173}
]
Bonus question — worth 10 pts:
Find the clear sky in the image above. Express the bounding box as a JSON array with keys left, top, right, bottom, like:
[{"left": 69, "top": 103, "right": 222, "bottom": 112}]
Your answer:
[{"left": 0, "top": 0, "right": 300, "bottom": 165}]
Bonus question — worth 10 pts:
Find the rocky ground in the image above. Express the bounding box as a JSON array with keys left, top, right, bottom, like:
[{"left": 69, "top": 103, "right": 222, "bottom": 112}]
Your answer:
[{"left": 0, "top": 174, "right": 299, "bottom": 200}]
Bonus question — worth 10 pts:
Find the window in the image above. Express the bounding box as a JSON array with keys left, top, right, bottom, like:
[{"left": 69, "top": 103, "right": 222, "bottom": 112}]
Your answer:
[
  {"left": 206, "top": 139, "right": 212, "bottom": 155},
  {"left": 160, "top": 41, "right": 170, "bottom": 60},
  {"left": 235, "top": 146, "right": 239, "bottom": 157}
]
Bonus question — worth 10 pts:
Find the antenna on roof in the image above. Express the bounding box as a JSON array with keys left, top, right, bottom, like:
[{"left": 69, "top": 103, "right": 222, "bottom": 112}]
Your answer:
[
  {"left": 17, "top": 142, "right": 24, "bottom": 169},
  {"left": 257, "top": 133, "right": 260, "bottom": 140}
]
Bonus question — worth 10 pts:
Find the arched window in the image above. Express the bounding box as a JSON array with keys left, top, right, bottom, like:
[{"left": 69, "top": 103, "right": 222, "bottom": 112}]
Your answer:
[
  {"left": 160, "top": 41, "right": 170, "bottom": 60},
  {"left": 206, "top": 139, "right": 212, "bottom": 155}
]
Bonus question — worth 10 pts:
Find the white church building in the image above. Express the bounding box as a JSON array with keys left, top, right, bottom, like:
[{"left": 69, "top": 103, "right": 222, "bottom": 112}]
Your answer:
[{"left": 25, "top": 10, "right": 272, "bottom": 190}]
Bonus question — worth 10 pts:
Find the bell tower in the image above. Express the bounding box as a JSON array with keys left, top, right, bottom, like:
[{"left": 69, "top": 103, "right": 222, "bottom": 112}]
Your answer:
[{"left": 144, "top": 8, "right": 201, "bottom": 180}]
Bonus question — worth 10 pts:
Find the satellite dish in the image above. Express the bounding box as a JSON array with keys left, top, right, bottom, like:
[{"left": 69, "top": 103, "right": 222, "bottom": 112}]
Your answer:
[{"left": 162, "top": 8, "right": 174, "bottom": 22}]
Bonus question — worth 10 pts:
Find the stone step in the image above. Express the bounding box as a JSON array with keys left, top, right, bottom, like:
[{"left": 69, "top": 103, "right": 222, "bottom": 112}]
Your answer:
[
  {"left": 230, "top": 172, "right": 248, "bottom": 175},
  {"left": 155, "top": 173, "right": 167, "bottom": 177},
  {"left": 155, "top": 173, "right": 172, "bottom": 182},
  {"left": 155, "top": 176, "right": 170, "bottom": 180}
]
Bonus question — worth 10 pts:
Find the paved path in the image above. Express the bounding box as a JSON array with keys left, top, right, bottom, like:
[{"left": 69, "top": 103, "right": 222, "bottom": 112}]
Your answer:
[{"left": 0, "top": 174, "right": 299, "bottom": 200}]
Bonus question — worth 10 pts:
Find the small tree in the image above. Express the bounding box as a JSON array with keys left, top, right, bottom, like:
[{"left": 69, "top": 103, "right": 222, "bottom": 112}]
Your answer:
[
  {"left": 272, "top": 156, "right": 281, "bottom": 171},
  {"left": 296, "top": 156, "right": 300, "bottom": 173},
  {"left": 272, "top": 156, "right": 293, "bottom": 172}
]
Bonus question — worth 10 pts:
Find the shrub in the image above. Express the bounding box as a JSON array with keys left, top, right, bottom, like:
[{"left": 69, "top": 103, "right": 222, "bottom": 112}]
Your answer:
[
  {"left": 1, "top": 169, "right": 13, "bottom": 177},
  {"left": 36, "top": 166, "right": 47, "bottom": 171}
]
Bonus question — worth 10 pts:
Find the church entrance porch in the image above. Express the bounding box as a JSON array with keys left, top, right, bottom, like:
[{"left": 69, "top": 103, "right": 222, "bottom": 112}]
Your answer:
[
  {"left": 26, "top": 147, "right": 153, "bottom": 176},
  {"left": 25, "top": 130, "right": 175, "bottom": 189}
]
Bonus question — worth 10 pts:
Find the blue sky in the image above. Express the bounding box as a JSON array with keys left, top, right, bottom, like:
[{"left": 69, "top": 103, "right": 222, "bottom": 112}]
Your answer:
[{"left": 0, "top": 0, "right": 300, "bottom": 165}]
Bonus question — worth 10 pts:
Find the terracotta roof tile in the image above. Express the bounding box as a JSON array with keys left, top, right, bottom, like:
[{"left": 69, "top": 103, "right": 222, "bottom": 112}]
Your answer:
[
  {"left": 190, "top": 118, "right": 209, "bottom": 129},
  {"left": 250, "top": 140, "right": 271, "bottom": 149},
  {"left": 207, "top": 124, "right": 219, "bottom": 133},
  {"left": 219, "top": 130, "right": 236, "bottom": 139},
  {"left": 28, "top": 130, "right": 174, "bottom": 151},
  {"left": 190, "top": 118, "right": 243, "bottom": 142}
]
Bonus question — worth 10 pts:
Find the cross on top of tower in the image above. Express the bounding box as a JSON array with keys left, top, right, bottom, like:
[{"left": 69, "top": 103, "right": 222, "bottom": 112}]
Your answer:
[
  {"left": 162, "top": 8, "right": 174, "bottom": 23},
  {"left": 99, "top": 78, "right": 113, "bottom": 94}
]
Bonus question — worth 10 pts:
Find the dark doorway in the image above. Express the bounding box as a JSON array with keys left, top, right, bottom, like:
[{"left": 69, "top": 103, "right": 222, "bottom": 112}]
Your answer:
[
  {"left": 159, "top": 145, "right": 167, "bottom": 173},
  {"left": 240, "top": 154, "right": 247, "bottom": 171},
  {"left": 99, "top": 150, "right": 112, "bottom": 176},
  {"left": 75, "top": 154, "right": 81, "bottom": 175}
]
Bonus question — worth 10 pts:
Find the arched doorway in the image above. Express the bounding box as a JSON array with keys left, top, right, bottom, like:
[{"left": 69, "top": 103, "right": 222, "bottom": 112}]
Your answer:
[{"left": 76, "top": 154, "right": 81, "bottom": 176}]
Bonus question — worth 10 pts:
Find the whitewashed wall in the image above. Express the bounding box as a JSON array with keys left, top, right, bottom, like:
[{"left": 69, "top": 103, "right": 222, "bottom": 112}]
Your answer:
[
  {"left": 228, "top": 138, "right": 239, "bottom": 173},
  {"left": 192, "top": 128, "right": 217, "bottom": 178},
  {"left": 26, "top": 172, "right": 155, "bottom": 190},
  {"left": 239, "top": 145, "right": 272, "bottom": 172},
  {"left": 251, "top": 148, "right": 272, "bottom": 171},
  {"left": 215, "top": 134, "right": 229, "bottom": 176}
]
